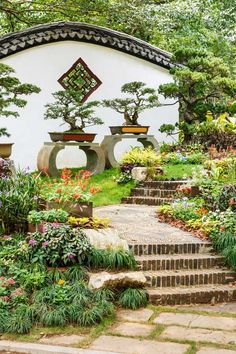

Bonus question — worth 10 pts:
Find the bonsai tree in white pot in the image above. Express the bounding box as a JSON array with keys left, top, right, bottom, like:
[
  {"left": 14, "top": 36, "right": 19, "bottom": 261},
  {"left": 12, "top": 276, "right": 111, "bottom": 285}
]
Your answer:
[
  {"left": 44, "top": 89, "right": 103, "bottom": 142},
  {"left": 0, "top": 63, "right": 41, "bottom": 157},
  {"left": 103, "top": 81, "right": 159, "bottom": 134}
]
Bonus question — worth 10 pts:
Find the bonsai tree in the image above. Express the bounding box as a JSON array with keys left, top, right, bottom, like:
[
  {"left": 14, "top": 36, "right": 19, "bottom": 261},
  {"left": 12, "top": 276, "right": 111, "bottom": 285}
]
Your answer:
[
  {"left": 44, "top": 89, "right": 103, "bottom": 132},
  {"left": 158, "top": 47, "right": 236, "bottom": 142},
  {"left": 0, "top": 63, "right": 41, "bottom": 137},
  {"left": 103, "top": 81, "right": 159, "bottom": 126}
]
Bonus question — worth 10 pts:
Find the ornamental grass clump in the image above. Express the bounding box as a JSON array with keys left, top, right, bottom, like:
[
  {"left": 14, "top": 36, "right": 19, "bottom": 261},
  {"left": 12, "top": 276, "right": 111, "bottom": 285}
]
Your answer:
[
  {"left": 88, "top": 248, "right": 137, "bottom": 270},
  {"left": 118, "top": 288, "right": 148, "bottom": 309}
]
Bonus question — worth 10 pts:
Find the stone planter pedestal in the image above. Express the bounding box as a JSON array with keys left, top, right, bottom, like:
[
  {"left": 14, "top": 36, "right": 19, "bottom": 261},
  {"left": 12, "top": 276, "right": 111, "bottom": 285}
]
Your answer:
[
  {"left": 37, "top": 142, "right": 105, "bottom": 177},
  {"left": 100, "top": 134, "right": 159, "bottom": 169}
]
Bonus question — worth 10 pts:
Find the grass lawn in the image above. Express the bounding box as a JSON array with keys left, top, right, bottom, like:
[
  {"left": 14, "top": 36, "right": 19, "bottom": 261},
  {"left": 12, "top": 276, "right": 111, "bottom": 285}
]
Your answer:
[
  {"left": 155, "top": 164, "right": 202, "bottom": 180},
  {"left": 89, "top": 168, "right": 136, "bottom": 207}
]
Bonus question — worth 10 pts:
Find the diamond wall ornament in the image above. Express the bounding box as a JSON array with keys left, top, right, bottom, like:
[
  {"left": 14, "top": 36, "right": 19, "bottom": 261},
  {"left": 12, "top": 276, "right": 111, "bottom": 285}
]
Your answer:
[{"left": 58, "top": 58, "right": 102, "bottom": 102}]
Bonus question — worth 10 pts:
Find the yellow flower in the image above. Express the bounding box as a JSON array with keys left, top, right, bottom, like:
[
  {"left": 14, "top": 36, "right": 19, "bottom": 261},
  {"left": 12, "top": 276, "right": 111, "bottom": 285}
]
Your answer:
[{"left": 58, "top": 279, "right": 65, "bottom": 285}]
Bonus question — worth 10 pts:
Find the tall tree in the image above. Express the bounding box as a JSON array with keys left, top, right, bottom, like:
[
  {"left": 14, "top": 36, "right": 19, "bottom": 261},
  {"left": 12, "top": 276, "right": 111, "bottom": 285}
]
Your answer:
[{"left": 158, "top": 47, "right": 236, "bottom": 141}]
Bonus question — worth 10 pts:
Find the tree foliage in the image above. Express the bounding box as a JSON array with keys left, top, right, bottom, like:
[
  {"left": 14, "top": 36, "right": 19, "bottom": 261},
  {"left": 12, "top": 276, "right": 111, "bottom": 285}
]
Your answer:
[
  {"left": 44, "top": 89, "right": 103, "bottom": 132},
  {"left": 103, "top": 82, "right": 159, "bottom": 125},
  {"left": 0, "top": 63, "right": 41, "bottom": 137},
  {"left": 159, "top": 48, "right": 236, "bottom": 141}
]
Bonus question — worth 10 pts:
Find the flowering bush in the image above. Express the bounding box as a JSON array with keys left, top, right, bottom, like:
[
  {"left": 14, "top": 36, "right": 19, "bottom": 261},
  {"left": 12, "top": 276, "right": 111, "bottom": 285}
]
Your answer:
[
  {"left": 39, "top": 169, "right": 101, "bottom": 204},
  {"left": 175, "top": 184, "right": 192, "bottom": 196},
  {"left": 27, "top": 224, "right": 92, "bottom": 266},
  {"left": 0, "top": 276, "right": 26, "bottom": 309}
]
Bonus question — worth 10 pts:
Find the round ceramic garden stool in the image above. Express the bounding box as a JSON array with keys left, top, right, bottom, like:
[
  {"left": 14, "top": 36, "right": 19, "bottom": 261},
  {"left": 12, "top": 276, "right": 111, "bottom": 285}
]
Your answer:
[
  {"left": 100, "top": 134, "right": 159, "bottom": 169},
  {"left": 37, "top": 142, "right": 105, "bottom": 177}
]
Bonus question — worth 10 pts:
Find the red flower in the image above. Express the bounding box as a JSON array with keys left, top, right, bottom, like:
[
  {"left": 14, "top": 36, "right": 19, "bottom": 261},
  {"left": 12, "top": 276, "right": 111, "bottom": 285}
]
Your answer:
[
  {"left": 229, "top": 198, "right": 235, "bottom": 205},
  {"left": 220, "top": 226, "right": 225, "bottom": 232}
]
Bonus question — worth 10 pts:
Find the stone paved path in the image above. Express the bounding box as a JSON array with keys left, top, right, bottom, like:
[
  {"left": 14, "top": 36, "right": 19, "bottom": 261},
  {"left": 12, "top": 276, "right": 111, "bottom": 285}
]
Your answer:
[
  {"left": 87, "top": 307, "right": 236, "bottom": 353},
  {"left": 94, "top": 204, "right": 203, "bottom": 244}
]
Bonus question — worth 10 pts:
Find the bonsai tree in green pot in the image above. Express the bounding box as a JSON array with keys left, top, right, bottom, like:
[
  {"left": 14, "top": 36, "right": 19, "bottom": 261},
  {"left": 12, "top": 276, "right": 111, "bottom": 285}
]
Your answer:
[
  {"left": 103, "top": 81, "right": 159, "bottom": 134},
  {"left": 0, "top": 63, "right": 41, "bottom": 158},
  {"left": 44, "top": 89, "right": 103, "bottom": 142}
]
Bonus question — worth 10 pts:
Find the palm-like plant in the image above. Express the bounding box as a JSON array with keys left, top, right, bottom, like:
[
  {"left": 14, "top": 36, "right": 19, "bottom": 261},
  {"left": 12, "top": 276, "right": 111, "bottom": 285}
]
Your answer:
[
  {"left": 103, "top": 81, "right": 159, "bottom": 125},
  {"left": 44, "top": 89, "right": 103, "bottom": 132}
]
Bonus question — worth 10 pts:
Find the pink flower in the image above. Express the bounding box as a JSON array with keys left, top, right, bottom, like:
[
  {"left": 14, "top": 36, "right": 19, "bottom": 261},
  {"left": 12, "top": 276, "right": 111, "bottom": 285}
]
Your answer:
[
  {"left": 11, "top": 287, "right": 25, "bottom": 297},
  {"left": 68, "top": 253, "right": 75, "bottom": 259},
  {"left": 28, "top": 239, "right": 37, "bottom": 246},
  {"left": 42, "top": 241, "right": 49, "bottom": 247},
  {"left": 6, "top": 278, "right": 15, "bottom": 286},
  {"left": 0, "top": 296, "right": 10, "bottom": 302}
]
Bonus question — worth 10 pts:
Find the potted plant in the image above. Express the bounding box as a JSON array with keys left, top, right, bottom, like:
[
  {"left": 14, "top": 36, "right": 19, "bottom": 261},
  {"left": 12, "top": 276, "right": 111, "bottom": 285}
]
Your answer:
[
  {"left": 38, "top": 169, "right": 102, "bottom": 217},
  {"left": 44, "top": 89, "right": 103, "bottom": 142},
  {"left": 103, "top": 81, "right": 159, "bottom": 135},
  {"left": 28, "top": 209, "right": 69, "bottom": 232},
  {"left": 0, "top": 63, "right": 41, "bottom": 158}
]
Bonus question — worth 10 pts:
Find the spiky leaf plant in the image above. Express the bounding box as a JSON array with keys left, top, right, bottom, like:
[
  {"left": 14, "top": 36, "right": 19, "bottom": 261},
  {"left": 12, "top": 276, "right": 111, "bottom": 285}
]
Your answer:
[
  {"left": 88, "top": 249, "right": 137, "bottom": 270},
  {"left": 8, "top": 305, "right": 34, "bottom": 334},
  {"left": 118, "top": 288, "right": 148, "bottom": 310}
]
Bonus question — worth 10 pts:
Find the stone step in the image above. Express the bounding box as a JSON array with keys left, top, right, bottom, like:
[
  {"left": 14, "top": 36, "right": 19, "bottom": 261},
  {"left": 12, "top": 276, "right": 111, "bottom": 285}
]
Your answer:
[
  {"left": 136, "top": 254, "right": 224, "bottom": 271},
  {"left": 144, "top": 269, "right": 236, "bottom": 287},
  {"left": 129, "top": 242, "right": 213, "bottom": 256},
  {"left": 122, "top": 196, "right": 171, "bottom": 206},
  {"left": 131, "top": 188, "right": 175, "bottom": 198},
  {"left": 147, "top": 284, "right": 236, "bottom": 305},
  {"left": 140, "top": 180, "right": 188, "bottom": 190}
]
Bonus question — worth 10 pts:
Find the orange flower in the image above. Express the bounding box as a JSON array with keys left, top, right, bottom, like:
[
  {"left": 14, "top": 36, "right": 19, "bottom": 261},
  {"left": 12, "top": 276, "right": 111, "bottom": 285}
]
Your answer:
[{"left": 73, "top": 193, "right": 80, "bottom": 199}]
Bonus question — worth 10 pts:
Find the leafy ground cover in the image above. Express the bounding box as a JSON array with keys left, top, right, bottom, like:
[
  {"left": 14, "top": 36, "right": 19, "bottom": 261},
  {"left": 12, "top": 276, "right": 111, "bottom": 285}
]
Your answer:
[
  {"left": 154, "top": 164, "right": 202, "bottom": 180},
  {"left": 157, "top": 147, "right": 236, "bottom": 270}
]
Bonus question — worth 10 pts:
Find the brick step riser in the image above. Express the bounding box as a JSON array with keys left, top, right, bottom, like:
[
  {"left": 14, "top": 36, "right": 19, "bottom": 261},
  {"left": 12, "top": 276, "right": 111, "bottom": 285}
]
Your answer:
[
  {"left": 122, "top": 197, "right": 170, "bottom": 206},
  {"left": 131, "top": 189, "right": 175, "bottom": 198},
  {"left": 148, "top": 289, "right": 236, "bottom": 306},
  {"left": 145, "top": 273, "right": 236, "bottom": 288},
  {"left": 137, "top": 258, "right": 224, "bottom": 271},
  {"left": 140, "top": 181, "right": 187, "bottom": 190},
  {"left": 129, "top": 243, "right": 213, "bottom": 256}
]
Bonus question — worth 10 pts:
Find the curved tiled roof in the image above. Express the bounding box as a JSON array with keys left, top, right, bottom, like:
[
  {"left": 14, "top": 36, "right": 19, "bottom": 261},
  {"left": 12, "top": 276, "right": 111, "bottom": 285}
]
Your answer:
[{"left": 0, "top": 21, "right": 173, "bottom": 69}]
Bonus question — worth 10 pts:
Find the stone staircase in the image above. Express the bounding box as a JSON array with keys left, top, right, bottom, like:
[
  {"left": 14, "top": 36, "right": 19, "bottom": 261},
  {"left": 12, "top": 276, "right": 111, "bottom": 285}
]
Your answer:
[
  {"left": 129, "top": 241, "right": 236, "bottom": 305},
  {"left": 122, "top": 180, "right": 186, "bottom": 205}
]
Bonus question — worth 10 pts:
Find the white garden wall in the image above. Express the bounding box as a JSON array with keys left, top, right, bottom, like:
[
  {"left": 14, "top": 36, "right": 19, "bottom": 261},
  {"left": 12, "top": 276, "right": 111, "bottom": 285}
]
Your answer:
[{"left": 0, "top": 40, "right": 178, "bottom": 170}]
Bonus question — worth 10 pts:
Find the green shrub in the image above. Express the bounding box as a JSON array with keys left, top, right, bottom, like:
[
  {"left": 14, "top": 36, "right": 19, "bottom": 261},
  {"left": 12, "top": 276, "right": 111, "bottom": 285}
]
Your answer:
[
  {"left": 118, "top": 288, "right": 148, "bottom": 309},
  {"left": 121, "top": 147, "right": 160, "bottom": 167},
  {"left": 218, "top": 184, "right": 236, "bottom": 211},
  {"left": 0, "top": 170, "right": 40, "bottom": 234},
  {"left": 28, "top": 209, "right": 69, "bottom": 225},
  {"left": 27, "top": 224, "right": 92, "bottom": 266}
]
